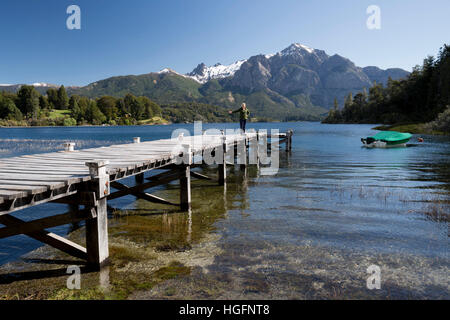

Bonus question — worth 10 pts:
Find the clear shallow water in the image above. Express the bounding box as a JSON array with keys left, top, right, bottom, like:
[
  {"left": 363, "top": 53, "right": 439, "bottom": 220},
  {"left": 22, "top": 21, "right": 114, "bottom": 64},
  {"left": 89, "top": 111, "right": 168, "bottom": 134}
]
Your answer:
[{"left": 0, "top": 122, "right": 449, "bottom": 298}]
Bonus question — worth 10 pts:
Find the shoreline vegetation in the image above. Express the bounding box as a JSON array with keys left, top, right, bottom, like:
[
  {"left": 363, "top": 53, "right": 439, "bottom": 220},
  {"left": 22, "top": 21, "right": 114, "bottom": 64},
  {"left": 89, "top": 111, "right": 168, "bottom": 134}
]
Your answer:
[
  {"left": 322, "top": 44, "right": 450, "bottom": 135},
  {"left": 0, "top": 85, "right": 245, "bottom": 127}
]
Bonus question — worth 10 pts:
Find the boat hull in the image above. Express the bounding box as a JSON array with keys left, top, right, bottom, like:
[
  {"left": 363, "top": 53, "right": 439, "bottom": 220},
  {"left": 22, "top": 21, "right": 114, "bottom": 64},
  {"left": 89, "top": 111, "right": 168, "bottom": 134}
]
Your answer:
[
  {"left": 361, "top": 131, "right": 412, "bottom": 148},
  {"left": 362, "top": 141, "right": 407, "bottom": 148}
]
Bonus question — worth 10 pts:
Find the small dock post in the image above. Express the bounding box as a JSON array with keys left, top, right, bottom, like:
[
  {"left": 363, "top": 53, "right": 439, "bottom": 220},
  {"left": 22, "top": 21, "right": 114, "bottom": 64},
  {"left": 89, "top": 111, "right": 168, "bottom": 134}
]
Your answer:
[
  {"left": 249, "top": 131, "right": 260, "bottom": 170},
  {"left": 180, "top": 144, "right": 192, "bottom": 211},
  {"left": 63, "top": 142, "right": 75, "bottom": 152},
  {"left": 218, "top": 131, "right": 227, "bottom": 185},
  {"left": 286, "top": 130, "right": 293, "bottom": 152},
  {"left": 85, "top": 160, "right": 110, "bottom": 269},
  {"left": 239, "top": 136, "right": 247, "bottom": 171},
  {"left": 133, "top": 137, "right": 145, "bottom": 184}
]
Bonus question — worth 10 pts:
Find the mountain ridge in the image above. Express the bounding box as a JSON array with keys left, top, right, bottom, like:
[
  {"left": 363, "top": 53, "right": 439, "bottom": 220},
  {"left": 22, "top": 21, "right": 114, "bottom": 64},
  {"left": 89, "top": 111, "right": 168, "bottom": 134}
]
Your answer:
[{"left": 1, "top": 43, "right": 410, "bottom": 120}]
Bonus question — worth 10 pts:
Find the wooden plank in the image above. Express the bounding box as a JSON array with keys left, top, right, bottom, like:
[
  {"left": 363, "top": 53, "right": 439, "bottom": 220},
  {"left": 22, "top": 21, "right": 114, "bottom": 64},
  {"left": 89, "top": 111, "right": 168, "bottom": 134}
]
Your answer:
[
  {"left": 0, "top": 184, "right": 48, "bottom": 194},
  {"left": 110, "top": 181, "right": 177, "bottom": 206},
  {"left": 0, "top": 180, "right": 66, "bottom": 189},
  {"left": 191, "top": 171, "right": 212, "bottom": 181},
  {"left": 0, "top": 214, "right": 87, "bottom": 260},
  {"left": 0, "top": 189, "right": 27, "bottom": 200},
  {"left": 0, "top": 208, "right": 95, "bottom": 239},
  {"left": 108, "top": 170, "right": 182, "bottom": 200}
]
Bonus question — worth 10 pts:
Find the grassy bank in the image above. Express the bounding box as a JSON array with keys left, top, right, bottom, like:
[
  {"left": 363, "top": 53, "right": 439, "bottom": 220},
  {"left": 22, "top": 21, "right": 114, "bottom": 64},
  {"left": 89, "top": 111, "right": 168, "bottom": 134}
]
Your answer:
[{"left": 0, "top": 112, "right": 170, "bottom": 127}]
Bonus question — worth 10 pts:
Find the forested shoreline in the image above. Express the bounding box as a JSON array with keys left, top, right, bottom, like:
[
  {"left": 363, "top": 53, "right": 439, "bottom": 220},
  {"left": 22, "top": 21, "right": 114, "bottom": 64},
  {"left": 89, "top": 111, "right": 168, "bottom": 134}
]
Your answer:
[
  {"left": 323, "top": 44, "right": 450, "bottom": 134},
  {"left": 0, "top": 86, "right": 238, "bottom": 127}
]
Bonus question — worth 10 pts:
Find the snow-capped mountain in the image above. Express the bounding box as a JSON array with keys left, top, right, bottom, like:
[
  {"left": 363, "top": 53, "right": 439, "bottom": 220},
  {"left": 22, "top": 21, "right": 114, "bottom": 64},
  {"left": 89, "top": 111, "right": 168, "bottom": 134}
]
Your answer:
[
  {"left": 158, "top": 68, "right": 186, "bottom": 76},
  {"left": 1, "top": 42, "right": 409, "bottom": 119},
  {"left": 281, "top": 43, "right": 315, "bottom": 55},
  {"left": 187, "top": 60, "right": 246, "bottom": 83},
  {"left": 186, "top": 43, "right": 328, "bottom": 84},
  {"left": 31, "top": 82, "right": 57, "bottom": 87},
  {"left": 0, "top": 82, "right": 58, "bottom": 88}
]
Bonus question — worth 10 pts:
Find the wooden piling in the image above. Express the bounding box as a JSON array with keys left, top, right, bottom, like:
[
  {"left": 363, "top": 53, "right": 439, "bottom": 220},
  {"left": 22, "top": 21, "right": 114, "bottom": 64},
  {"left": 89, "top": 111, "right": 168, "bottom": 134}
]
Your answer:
[
  {"left": 286, "top": 130, "right": 293, "bottom": 152},
  {"left": 218, "top": 134, "right": 227, "bottom": 185},
  {"left": 85, "top": 160, "right": 110, "bottom": 268},
  {"left": 179, "top": 145, "right": 192, "bottom": 211},
  {"left": 63, "top": 142, "right": 75, "bottom": 152},
  {"left": 249, "top": 132, "right": 259, "bottom": 169},
  {"left": 239, "top": 137, "right": 248, "bottom": 171},
  {"left": 135, "top": 173, "right": 144, "bottom": 184}
]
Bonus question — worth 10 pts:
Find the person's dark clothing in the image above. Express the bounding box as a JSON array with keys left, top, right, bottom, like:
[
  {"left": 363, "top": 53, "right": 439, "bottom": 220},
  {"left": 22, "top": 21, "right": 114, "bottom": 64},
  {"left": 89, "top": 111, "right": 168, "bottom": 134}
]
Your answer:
[
  {"left": 240, "top": 119, "right": 247, "bottom": 132},
  {"left": 233, "top": 107, "right": 250, "bottom": 132},
  {"left": 232, "top": 107, "right": 250, "bottom": 120}
]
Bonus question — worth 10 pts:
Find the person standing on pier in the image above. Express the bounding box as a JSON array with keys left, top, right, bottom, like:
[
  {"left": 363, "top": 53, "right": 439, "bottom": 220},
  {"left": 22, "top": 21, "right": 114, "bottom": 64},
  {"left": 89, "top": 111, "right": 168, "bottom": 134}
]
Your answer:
[{"left": 229, "top": 103, "right": 250, "bottom": 133}]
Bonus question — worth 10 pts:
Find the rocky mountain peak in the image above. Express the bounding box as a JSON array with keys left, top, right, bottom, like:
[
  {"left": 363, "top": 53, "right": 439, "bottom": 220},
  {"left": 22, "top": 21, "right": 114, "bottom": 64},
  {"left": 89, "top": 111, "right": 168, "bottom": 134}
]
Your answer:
[
  {"left": 281, "top": 43, "right": 316, "bottom": 55},
  {"left": 188, "top": 63, "right": 207, "bottom": 77}
]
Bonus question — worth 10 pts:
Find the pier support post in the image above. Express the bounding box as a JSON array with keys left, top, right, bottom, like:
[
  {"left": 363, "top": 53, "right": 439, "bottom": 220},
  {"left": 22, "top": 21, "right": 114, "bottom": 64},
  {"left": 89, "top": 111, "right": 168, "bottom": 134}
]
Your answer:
[
  {"left": 63, "top": 142, "right": 75, "bottom": 152},
  {"left": 218, "top": 133, "right": 227, "bottom": 185},
  {"left": 133, "top": 137, "right": 145, "bottom": 184},
  {"left": 286, "top": 130, "right": 293, "bottom": 152},
  {"left": 135, "top": 173, "right": 144, "bottom": 184},
  {"left": 180, "top": 144, "right": 192, "bottom": 211},
  {"left": 239, "top": 137, "right": 247, "bottom": 171},
  {"left": 249, "top": 132, "right": 259, "bottom": 170},
  {"left": 85, "top": 160, "right": 110, "bottom": 269}
]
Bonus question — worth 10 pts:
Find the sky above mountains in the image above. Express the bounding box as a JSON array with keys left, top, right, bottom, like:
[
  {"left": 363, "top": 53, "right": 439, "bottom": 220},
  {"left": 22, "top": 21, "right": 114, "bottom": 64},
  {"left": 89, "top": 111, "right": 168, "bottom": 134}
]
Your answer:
[{"left": 1, "top": 0, "right": 449, "bottom": 86}]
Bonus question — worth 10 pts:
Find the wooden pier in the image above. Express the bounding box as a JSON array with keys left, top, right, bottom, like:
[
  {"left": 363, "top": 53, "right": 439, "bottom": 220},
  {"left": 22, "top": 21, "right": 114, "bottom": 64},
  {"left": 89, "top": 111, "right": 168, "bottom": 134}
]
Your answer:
[{"left": 0, "top": 130, "right": 293, "bottom": 268}]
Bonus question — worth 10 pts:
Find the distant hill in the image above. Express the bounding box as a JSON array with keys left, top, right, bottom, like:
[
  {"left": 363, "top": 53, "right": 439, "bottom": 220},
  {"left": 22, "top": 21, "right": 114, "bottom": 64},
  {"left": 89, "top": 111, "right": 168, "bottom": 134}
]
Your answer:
[
  {"left": 362, "top": 66, "right": 410, "bottom": 86},
  {"left": 1, "top": 43, "right": 409, "bottom": 121}
]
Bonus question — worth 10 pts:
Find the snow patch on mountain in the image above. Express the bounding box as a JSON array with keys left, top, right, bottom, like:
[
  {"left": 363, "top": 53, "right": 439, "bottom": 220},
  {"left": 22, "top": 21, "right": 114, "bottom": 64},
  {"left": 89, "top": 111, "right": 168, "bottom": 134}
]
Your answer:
[
  {"left": 31, "top": 82, "right": 56, "bottom": 87},
  {"left": 281, "top": 43, "right": 316, "bottom": 56},
  {"left": 157, "top": 68, "right": 191, "bottom": 79},
  {"left": 187, "top": 60, "right": 246, "bottom": 83},
  {"left": 0, "top": 82, "right": 57, "bottom": 88}
]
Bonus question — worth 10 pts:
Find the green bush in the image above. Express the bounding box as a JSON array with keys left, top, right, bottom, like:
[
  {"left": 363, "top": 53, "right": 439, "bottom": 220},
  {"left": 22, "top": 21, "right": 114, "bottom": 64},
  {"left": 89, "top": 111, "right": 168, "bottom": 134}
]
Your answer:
[
  {"left": 63, "top": 117, "right": 77, "bottom": 126},
  {"left": 426, "top": 106, "right": 450, "bottom": 133}
]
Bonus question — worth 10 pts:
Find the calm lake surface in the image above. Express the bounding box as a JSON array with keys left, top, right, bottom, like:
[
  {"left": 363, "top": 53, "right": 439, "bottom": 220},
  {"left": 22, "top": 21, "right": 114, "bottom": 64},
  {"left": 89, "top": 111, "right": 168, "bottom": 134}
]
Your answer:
[{"left": 0, "top": 122, "right": 448, "bottom": 299}]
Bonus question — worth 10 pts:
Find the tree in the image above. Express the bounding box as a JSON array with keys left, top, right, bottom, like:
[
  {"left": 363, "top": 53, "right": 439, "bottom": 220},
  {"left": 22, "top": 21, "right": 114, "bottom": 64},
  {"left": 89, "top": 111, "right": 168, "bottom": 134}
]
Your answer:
[
  {"left": 47, "top": 88, "right": 59, "bottom": 109},
  {"left": 0, "top": 95, "right": 23, "bottom": 120},
  {"left": 17, "top": 85, "right": 40, "bottom": 119},
  {"left": 97, "top": 96, "right": 119, "bottom": 121},
  {"left": 69, "top": 95, "right": 82, "bottom": 123},
  {"left": 124, "top": 94, "right": 144, "bottom": 120},
  {"left": 39, "top": 96, "right": 50, "bottom": 110},
  {"left": 85, "top": 100, "right": 106, "bottom": 125},
  {"left": 138, "top": 96, "right": 160, "bottom": 119},
  {"left": 57, "top": 85, "right": 69, "bottom": 110}
]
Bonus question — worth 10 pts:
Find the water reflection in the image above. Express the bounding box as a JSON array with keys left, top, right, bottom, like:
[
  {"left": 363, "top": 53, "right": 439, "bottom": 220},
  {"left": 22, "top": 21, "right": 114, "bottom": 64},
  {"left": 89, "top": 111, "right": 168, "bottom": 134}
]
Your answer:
[{"left": 0, "top": 123, "right": 448, "bottom": 299}]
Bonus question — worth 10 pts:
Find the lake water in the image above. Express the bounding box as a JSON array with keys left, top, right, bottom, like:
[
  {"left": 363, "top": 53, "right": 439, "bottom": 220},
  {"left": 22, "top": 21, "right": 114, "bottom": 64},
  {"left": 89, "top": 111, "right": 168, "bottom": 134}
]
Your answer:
[{"left": 0, "top": 122, "right": 448, "bottom": 299}]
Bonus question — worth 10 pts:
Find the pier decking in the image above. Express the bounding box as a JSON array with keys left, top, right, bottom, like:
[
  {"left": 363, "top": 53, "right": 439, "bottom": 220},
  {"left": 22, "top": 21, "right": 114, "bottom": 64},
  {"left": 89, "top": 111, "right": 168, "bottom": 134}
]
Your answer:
[{"left": 0, "top": 130, "right": 292, "bottom": 268}]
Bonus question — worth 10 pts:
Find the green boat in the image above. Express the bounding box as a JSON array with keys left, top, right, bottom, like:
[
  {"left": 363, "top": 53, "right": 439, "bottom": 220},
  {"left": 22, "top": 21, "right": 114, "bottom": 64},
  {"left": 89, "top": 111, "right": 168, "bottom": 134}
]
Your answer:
[{"left": 361, "top": 131, "right": 412, "bottom": 148}]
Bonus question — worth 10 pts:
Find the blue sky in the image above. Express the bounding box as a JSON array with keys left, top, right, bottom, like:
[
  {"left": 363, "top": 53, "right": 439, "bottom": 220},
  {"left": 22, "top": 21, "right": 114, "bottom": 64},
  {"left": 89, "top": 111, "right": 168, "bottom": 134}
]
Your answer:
[{"left": 1, "top": 0, "right": 449, "bottom": 86}]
